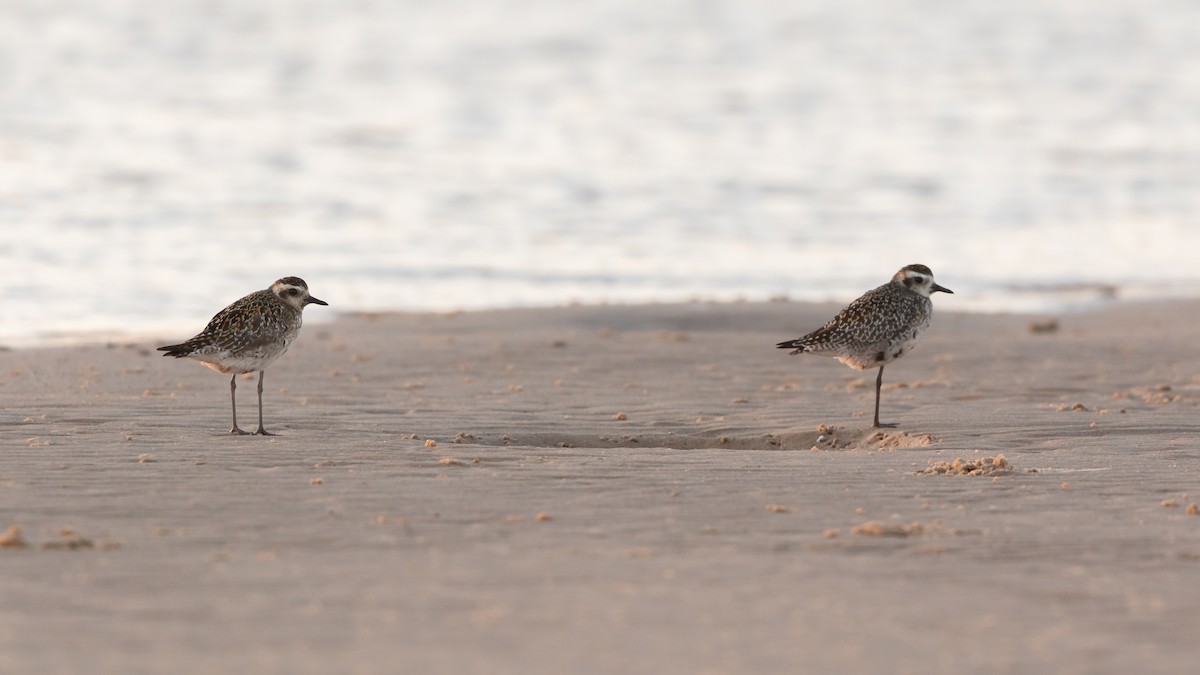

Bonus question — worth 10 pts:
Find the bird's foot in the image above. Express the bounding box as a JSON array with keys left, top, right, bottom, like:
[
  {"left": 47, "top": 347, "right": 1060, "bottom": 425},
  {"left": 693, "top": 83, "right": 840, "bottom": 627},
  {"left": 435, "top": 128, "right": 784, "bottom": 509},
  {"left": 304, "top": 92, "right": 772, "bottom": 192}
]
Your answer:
[
  {"left": 230, "top": 427, "right": 251, "bottom": 436},
  {"left": 872, "top": 422, "right": 899, "bottom": 429},
  {"left": 254, "top": 427, "right": 277, "bottom": 436}
]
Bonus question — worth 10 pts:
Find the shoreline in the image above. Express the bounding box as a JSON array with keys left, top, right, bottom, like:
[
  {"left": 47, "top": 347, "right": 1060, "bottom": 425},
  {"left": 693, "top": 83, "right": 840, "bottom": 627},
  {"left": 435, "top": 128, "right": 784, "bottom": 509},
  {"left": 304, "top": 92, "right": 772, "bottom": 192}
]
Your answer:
[
  {"left": 7, "top": 283, "right": 1198, "bottom": 351},
  {"left": 2, "top": 299, "right": 1198, "bottom": 673}
]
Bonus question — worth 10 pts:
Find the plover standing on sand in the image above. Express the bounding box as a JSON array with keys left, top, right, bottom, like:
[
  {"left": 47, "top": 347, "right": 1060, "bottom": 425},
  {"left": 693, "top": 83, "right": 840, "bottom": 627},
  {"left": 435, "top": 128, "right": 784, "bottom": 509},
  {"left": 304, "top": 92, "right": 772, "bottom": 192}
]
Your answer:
[
  {"left": 776, "top": 264, "right": 952, "bottom": 428},
  {"left": 158, "top": 277, "right": 328, "bottom": 435}
]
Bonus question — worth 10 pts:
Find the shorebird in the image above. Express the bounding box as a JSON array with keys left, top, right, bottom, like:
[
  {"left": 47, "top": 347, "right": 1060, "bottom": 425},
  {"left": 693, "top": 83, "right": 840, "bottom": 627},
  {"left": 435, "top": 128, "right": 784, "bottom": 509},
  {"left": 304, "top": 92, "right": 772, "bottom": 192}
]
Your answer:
[
  {"left": 776, "top": 264, "right": 952, "bottom": 428},
  {"left": 158, "top": 277, "right": 328, "bottom": 435}
]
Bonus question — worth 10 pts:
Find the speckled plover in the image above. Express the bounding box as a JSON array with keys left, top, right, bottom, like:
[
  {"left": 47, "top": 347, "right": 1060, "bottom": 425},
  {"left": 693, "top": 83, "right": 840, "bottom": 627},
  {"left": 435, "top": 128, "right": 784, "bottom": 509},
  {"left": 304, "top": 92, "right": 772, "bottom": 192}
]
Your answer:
[
  {"left": 158, "top": 277, "right": 328, "bottom": 435},
  {"left": 777, "top": 264, "right": 952, "bottom": 428}
]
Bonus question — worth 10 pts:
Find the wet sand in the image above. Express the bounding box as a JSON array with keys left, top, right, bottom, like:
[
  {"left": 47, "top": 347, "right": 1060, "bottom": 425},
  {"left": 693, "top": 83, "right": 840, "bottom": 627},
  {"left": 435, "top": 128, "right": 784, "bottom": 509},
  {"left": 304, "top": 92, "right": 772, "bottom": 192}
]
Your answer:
[{"left": 1, "top": 300, "right": 1198, "bottom": 674}]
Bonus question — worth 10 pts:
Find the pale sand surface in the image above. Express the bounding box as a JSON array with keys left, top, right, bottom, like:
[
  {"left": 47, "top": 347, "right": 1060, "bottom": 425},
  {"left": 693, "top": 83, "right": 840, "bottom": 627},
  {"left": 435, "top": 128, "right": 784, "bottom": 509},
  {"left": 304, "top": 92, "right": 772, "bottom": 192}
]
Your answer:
[{"left": 1, "top": 300, "right": 1198, "bottom": 674}]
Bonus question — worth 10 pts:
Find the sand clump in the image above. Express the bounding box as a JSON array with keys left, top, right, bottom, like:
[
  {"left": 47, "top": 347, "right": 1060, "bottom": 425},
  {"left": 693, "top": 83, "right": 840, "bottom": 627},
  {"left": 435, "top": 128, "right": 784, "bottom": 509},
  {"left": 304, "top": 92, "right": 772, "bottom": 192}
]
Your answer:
[
  {"left": 916, "top": 454, "right": 1012, "bottom": 476},
  {"left": 0, "top": 525, "right": 28, "bottom": 548},
  {"left": 806, "top": 427, "right": 934, "bottom": 452},
  {"left": 2, "top": 525, "right": 118, "bottom": 551},
  {"left": 1114, "top": 385, "right": 1182, "bottom": 405},
  {"left": 850, "top": 521, "right": 925, "bottom": 537},
  {"left": 42, "top": 536, "right": 96, "bottom": 550},
  {"left": 870, "top": 431, "right": 935, "bottom": 451},
  {"left": 848, "top": 520, "right": 977, "bottom": 538},
  {"left": 1028, "top": 319, "right": 1059, "bottom": 334}
]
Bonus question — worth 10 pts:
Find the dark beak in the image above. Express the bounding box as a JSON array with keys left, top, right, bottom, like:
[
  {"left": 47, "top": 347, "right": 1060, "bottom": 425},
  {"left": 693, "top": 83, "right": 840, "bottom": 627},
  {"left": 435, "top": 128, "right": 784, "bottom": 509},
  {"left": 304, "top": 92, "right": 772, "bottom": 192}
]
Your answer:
[
  {"left": 932, "top": 283, "right": 953, "bottom": 294},
  {"left": 305, "top": 296, "right": 329, "bottom": 306}
]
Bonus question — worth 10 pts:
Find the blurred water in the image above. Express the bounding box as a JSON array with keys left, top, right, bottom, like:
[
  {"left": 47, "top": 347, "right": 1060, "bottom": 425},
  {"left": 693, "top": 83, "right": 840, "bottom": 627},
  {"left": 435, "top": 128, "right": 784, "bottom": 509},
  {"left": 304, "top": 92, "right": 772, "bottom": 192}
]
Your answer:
[{"left": 3, "top": 0, "right": 1199, "bottom": 345}]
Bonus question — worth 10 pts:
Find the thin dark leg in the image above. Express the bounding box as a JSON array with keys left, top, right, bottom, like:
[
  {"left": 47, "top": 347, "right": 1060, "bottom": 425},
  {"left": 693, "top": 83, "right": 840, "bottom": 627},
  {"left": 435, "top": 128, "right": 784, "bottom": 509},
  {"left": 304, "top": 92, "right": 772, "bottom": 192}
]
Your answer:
[
  {"left": 872, "top": 365, "right": 897, "bottom": 428},
  {"left": 254, "top": 370, "right": 275, "bottom": 436},
  {"left": 230, "top": 374, "right": 249, "bottom": 435},
  {"left": 873, "top": 366, "right": 883, "bottom": 428}
]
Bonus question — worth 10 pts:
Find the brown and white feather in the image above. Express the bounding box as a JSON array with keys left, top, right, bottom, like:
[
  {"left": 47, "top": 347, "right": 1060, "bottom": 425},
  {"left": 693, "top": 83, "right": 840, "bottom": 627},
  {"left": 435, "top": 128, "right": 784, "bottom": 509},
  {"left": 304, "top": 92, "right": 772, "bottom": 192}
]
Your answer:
[
  {"left": 777, "top": 264, "right": 947, "bottom": 371},
  {"left": 158, "top": 277, "right": 324, "bottom": 375}
]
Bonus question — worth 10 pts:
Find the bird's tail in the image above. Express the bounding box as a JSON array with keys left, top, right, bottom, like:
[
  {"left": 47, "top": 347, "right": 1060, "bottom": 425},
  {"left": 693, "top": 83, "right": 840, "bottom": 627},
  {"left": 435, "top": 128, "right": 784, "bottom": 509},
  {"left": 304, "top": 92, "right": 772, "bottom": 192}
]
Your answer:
[
  {"left": 157, "top": 343, "right": 194, "bottom": 358},
  {"left": 776, "top": 339, "right": 810, "bottom": 355}
]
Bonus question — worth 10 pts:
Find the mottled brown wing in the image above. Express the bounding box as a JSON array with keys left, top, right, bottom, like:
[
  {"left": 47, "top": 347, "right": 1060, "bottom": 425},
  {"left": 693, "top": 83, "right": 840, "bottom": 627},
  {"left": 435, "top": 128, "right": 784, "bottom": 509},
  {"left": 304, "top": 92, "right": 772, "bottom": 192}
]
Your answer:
[
  {"left": 197, "top": 294, "right": 291, "bottom": 356},
  {"left": 785, "top": 283, "right": 923, "bottom": 352},
  {"left": 796, "top": 285, "right": 879, "bottom": 347}
]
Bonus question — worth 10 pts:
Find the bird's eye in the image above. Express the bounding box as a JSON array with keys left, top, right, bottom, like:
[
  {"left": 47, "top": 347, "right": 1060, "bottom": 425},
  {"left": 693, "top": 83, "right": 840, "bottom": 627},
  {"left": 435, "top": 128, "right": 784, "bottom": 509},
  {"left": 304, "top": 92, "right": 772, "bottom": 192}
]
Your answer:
[
  {"left": 287, "top": 289, "right": 300, "bottom": 296},
  {"left": 912, "top": 277, "right": 924, "bottom": 284}
]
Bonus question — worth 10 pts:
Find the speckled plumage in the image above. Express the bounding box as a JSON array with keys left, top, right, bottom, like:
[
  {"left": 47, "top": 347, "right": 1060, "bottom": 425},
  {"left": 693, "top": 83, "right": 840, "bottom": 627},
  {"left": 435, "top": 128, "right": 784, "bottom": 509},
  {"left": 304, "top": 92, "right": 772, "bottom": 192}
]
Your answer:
[
  {"left": 777, "top": 264, "right": 952, "bottom": 427},
  {"left": 158, "top": 276, "right": 327, "bottom": 435}
]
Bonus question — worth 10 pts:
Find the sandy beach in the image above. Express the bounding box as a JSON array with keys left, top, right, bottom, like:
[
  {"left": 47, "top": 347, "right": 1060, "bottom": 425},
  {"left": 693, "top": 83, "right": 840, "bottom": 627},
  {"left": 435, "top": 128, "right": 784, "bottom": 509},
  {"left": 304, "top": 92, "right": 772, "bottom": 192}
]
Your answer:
[{"left": 1, "top": 299, "right": 1198, "bottom": 674}]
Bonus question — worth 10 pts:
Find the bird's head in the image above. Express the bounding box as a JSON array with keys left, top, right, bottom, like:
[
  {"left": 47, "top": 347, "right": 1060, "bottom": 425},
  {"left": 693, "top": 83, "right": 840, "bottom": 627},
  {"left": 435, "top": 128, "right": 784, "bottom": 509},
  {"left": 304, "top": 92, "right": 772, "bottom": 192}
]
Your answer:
[
  {"left": 271, "top": 277, "right": 328, "bottom": 310},
  {"left": 893, "top": 264, "right": 953, "bottom": 297}
]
